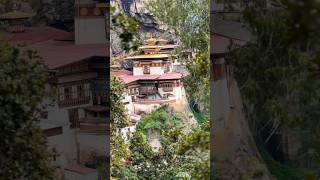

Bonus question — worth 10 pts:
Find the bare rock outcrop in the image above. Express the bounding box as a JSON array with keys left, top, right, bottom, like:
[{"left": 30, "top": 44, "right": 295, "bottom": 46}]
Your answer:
[{"left": 212, "top": 77, "right": 274, "bottom": 179}]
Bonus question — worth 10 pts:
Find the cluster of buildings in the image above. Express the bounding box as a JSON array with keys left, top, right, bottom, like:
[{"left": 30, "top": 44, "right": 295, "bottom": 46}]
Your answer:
[
  {"left": 0, "top": 0, "right": 109, "bottom": 179},
  {"left": 111, "top": 37, "right": 186, "bottom": 142}
]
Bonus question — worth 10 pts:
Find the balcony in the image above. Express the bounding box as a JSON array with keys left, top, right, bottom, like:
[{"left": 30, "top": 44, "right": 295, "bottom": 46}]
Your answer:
[
  {"left": 78, "top": 105, "right": 109, "bottom": 134},
  {"left": 162, "top": 87, "right": 173, "bottom": 92},
  {"left": 58, "top": 96, "right": 90, "bottom": 108},
  {"left": 79, "top": 118, "right": 108, "bottom": 134},
  {"left": 134, "top": 97, "right": 176, "bottom": 104},
  {"left": 138, "top": 87, "right": 157, "bottom": 95}
]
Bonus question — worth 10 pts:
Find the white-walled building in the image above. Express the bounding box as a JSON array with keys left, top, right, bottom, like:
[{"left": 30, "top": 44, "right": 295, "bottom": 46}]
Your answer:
[
  {"left": 112, "top": 38, "right": 184, "bottom": 114},
  {"left": 0, "top": 0, "right": 109, "bottom": 179}
]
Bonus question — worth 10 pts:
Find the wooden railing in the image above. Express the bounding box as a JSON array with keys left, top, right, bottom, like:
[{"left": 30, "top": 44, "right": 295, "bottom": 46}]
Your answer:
[
  {"left": 134, "top": 98, "right": 176, "bottom": 104},
  {"left": 162, "top": 87, "right": 173, "bottom": 92},
  {"left": 79, "top": 117, "right": 107, "bottom": 123},
  {"left": 58, "top": 96, "right": 91, "bottom": 108},
  {"left": 139, "top": 88, "right": 157, "bottom": 95},
  {"left": 78, "top": 123, "right": 109, "bottom": 134}
]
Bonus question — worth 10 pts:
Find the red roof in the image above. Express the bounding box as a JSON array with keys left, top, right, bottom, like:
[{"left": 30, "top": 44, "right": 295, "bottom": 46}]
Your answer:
[
  {"left": 65, "top": 164, "right": 97, "bottom": 174},
  {"left": 1, "top": 26, "right": 108, "bottom": 69},
  {"left": 158, "top": 72, "right": 183, "bottom": 80},
  {"left": 112, "top": 70, "right": 183, "bottom": 84},
  {"left": 160, "top": 44, "right": 178, "bottom": 49},
  {"left": 111, "top": 70, "right": 136, "bottom": 84},
  {"left": 29, "top": 40, "right": 107, "bottom": 69},
  {"left": 2, "top": 26, "right": 72, "bottom": 45}
]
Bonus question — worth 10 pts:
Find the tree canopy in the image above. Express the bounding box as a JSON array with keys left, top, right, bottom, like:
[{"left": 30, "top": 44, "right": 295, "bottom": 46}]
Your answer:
[
  {"left": 225, "top": 0, "right": 320, "bottom": 177},
  {"left": 0, "top": 43, "right": 54, "bottom": 179}
]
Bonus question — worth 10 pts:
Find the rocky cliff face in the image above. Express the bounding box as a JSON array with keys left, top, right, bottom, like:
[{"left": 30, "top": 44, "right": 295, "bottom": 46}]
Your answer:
[
  {"left": 111, "top": 0, "right": 178, "bottom": 54},
  {"left": 212, "top": 77, "right": 273, "bottom": 180}
]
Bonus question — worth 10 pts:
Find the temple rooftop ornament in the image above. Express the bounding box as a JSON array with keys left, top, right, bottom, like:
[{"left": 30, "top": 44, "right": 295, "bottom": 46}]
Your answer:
[
  {"left": 157, "top": 38, "right": 167, "bottom": 45},
  {"left": 0, "top": 5, "right": 34, "bottom": 33},
  {"left": 145, "top": 38, "right": 157, "bottom": 45}
]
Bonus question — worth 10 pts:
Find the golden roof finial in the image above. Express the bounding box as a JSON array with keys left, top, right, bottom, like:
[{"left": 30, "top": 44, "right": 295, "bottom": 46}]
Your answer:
[{"left": 145, "top": 35, "right": 156, "bottom": 45}]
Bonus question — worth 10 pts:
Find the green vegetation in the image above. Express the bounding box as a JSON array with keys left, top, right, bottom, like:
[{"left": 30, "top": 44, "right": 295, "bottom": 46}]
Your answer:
[
  {"left": 111, "top": 106, "right": 210, "bottom": 179},
  {"left": 110, "top": 76, "right": 131, "bottom": 179},
  {"left": 256, "top": 139, "right": 305, "bottom": 180},
  {"left": 225, "top": 0, "right": 320, "bottom": 177},
  {"left": 110, "top": 76, "right": 130, "bottom": 130},
  {"left": 191, "top": 108, "right": 205, "bottom": 124},
  {"left": 0, "top": 43, "right": 54, "bottom": 179},
  {"left": 136, "top": 106, "right": 177, "bottom": 133},
  {"left": 111, "top": 5, "right": 139, "bottom": 51}
]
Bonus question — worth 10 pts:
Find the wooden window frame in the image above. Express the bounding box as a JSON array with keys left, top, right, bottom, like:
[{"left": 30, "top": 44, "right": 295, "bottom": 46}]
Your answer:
[{"left": 143, "top": 65, "right": 150, "bottom": 74}]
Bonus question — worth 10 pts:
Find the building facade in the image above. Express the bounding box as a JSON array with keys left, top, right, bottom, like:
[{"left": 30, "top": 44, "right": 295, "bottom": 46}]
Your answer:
[{"left": 113, "top": 38, "right": 184, "bottom": 115}]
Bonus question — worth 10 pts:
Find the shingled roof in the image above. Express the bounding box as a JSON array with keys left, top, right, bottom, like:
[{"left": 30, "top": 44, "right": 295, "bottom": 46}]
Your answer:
[
  {"left": 2, "top": 26, "right": 108, "bottom": 69},
  {"left": 212, "top": 16, "right": 253, "bottom": 42}
]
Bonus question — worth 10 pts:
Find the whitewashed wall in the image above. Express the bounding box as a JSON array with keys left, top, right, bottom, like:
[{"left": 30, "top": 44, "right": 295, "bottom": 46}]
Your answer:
[
  {"left": 46, "top": 129, "right": 78, "bottom": 169},
  {"left": 65, "top": 170, "right": 98, "bottom": 180},
  {"left": 150, "top": 66, "right": 163, "bottom": 75},
  {"left": 133, "top": 67, "right": 143, "bottom": 76},
  {"left": 75, "top": 18, "right": 107, "bottom": 45},
  {"left": 77, "top": 133, "right": 108, "bottom": 163}
]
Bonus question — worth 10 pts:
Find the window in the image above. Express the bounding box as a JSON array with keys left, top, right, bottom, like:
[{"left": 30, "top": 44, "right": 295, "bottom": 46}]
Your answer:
[
  {"left": 64, "top": 86, "right": 72, "bottom": 100},
  {"left": 59, "top": 87, "right": 65, "bottom": 101},
  {"left": 143, "top": 65, "right": 150, "bottom": 74},
  {"left": 164, "top": 63, "right": 170, "bottom": 73},
  {"left": 77, "top": 84, "right": 85, "bottom": 98},
  {"left": 84, "top": 83, "right": 90, "bottom": 97},
  {"left": 72, "top": 85, "right": 77, "bottom": 99},
  {"left": 162, "top": 83, "right": 173, "bottom": 92}
]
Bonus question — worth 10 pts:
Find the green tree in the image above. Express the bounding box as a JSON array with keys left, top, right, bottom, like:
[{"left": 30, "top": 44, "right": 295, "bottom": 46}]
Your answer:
[
  {"left": 110, "top": 76, "right": 134, "bottom": 178},
  {"left": 111, "top": 5, "right": 139, "bottom": 51},
  {"left": 0, "top": 43, "right": 54, "bottom": 179},
  {"left": 225, "top": 0, "right": 320, "bottom": 177},
  {"left": 123, "top": 107, "right": 210, "bottom": 179},
  {"left": 110, "top": 76, "right": 129, "bottom": 130},
  {"left": 110, "top": 4, "right": 139, "bottom": 179}
]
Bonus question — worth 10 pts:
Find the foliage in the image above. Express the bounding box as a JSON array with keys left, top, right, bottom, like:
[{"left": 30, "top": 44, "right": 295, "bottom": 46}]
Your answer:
[
  {"left": 110, "top": 5, "right": 140, "bottom": 179},
  {"left": 182, "top": 52, "right": 210, "bottom": 117},
  {"left": 110, "top": 133, "right": 138, "bottom": 179},
  {"left": 191, "top": 107, "right": 205, "bottom": 124},
  {"left": 110, "top": 76, "right": 129, "bottom": 130},
  {"left": 225, "top": 0, "right": 320, "bottom": 174},
  {"left": 111, "top": 5, "right": 139, "bottom": 52},
  {"left": 147, "top": 0, "right": 209, "bottom": 52},
  {"left": 136, "top": 106, "right": 177, "bottom": 133},
  {"left": 256, "top": 138, "right": 305, "bottom": 180},
  {"left": 110, "top": 76, "right": 138, "bottom": 179},
  {"left": 112, "top": 106, "right": 210, "bottom": 180},
  {"left": 0, "top": 43, "right": 54, "bottom": 179}
]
